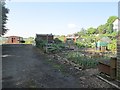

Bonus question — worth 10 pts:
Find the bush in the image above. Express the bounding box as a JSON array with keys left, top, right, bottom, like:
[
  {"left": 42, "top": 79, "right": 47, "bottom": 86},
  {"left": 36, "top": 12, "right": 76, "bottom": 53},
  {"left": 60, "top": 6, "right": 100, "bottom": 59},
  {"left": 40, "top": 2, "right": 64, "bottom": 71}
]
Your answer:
[
  {"left": 35, "top": 38, "right": 47, "bottom": 49},
  {"left": 54, "top": 38, "right": 62, "bottom": 44},
  {"left": 107, "top": 39, "right": 117, "bottom": 52},
  {"left": 48, "top": 43, "right": 65, "bottom": 53}
]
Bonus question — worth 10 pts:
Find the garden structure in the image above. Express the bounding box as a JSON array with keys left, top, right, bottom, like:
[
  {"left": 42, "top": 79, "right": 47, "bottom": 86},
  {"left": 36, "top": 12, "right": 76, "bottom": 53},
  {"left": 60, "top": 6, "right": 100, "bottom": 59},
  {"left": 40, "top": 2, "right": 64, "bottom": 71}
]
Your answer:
[
  {"left": 98, "top": 57, "right": 117, "bottom": 79},
  {"left": 35, "top": 34, "right": 55, "bottom": 53},
  {"left": 35, "top": 34, "right": 54, "bottom": 43},
  {"left": 4, "top": 36, "right": 23, "bottom": 44},
  {"left": 96, "top": 37, "right": 111, "bottom": 52}
]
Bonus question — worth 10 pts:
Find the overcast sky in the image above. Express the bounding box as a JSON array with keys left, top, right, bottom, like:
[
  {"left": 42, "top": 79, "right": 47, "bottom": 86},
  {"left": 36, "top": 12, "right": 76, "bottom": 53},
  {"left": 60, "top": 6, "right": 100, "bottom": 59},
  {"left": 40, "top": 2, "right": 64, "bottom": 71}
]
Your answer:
[{"left": 5, "top": 1, "right": 118, "bottom": 38}]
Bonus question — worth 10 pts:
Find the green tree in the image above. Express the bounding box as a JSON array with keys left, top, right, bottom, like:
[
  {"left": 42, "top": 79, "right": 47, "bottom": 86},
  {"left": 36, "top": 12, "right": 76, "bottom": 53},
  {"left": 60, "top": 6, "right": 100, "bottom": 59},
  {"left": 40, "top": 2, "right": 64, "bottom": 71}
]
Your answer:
[
  {"left": 77, "top": 28, "right": 86, "bottom": 36},
  {"left": 107, "top": 16, "right": 118, "bottom": 24},
  {"left": 97, "top": 16, "right": 118, "bottom": 34},
  {"left": 106, "top": 16, "right": 117, "bottom": 34},
  {"left": 0, "top": 1, "right": 9, "bottom": 36},
  {"left": 86, "top": 27, "right": 96, "bottom": 34},
  {"left": 97, "top": 25, "right": 106, "bottom": 34},
  {"left": 107, "top": 24, "right": 113, "bottom": 33}
]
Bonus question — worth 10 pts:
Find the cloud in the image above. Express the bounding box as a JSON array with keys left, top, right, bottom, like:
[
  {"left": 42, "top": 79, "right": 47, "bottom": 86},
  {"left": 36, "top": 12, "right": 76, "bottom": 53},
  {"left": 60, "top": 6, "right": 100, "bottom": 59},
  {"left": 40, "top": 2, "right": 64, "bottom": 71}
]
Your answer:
[{"left": 67, "top": 24, "right": 77, "bottom": 29}]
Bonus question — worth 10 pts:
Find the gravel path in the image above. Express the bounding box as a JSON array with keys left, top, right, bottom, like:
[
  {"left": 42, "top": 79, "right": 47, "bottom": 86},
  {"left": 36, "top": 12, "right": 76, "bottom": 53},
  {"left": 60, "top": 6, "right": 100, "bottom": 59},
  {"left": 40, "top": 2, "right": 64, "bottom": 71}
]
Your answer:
[{"left": 2, "top": 44, "right": 114, "bottom": 88}]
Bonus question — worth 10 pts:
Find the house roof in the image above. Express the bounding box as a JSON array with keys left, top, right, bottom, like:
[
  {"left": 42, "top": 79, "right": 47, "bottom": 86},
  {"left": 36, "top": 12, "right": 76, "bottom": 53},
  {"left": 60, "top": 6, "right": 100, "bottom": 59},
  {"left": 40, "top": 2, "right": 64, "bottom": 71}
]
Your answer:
[
  {"left": 100, "top": 37, "right": 111, "bottom": 43},
  {"left": 36, "top": 34, "right": 53, "bottom": 36},
  {"left": 5, "top": 36, "right": 23, "bottom": 38},
  {"left": 113, "top": 18, "right": 120, "bottom": 24}
]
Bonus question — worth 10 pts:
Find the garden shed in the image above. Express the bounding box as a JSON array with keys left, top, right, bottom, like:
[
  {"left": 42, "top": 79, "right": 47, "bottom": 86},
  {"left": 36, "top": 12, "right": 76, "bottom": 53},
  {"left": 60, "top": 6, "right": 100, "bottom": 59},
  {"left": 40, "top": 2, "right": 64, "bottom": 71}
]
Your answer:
[
  {"left": 96, "top": 37, "right": 111, "bottom": 52},
  {"left": 35, "top": 34, "right": 54, "bottom": 43},
  {"left": 5, "top": 36, "right": 23, "bottom": 44}
]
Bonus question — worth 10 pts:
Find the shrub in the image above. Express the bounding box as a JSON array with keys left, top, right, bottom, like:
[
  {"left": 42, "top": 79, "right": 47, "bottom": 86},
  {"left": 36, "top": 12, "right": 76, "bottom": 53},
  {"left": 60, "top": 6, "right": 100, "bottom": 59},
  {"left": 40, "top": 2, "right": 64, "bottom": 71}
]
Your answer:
[{"left": 35, "top": 38, "right": 47, "bottom": 49}]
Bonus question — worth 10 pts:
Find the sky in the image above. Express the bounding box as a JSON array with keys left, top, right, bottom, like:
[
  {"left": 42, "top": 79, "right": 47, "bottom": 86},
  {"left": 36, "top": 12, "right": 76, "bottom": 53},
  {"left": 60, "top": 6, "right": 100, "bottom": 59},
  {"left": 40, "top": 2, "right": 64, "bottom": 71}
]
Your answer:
[{"left": 4, "top": 1, "right": 118, "bottom": 38}]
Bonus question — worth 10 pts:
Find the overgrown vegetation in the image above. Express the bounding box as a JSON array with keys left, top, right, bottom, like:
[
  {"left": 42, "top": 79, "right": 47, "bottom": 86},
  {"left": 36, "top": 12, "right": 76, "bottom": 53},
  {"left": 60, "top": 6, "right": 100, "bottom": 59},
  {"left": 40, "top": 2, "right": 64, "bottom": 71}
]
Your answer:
[
  {"left": 35, "top": 37, "right": 65, "bottom": 53},
  {"left": 65, "top": 52, "right": 110, "bottom": 69},
  {"left": 35, "top": 39, "right": 46, "bottom": 49}
]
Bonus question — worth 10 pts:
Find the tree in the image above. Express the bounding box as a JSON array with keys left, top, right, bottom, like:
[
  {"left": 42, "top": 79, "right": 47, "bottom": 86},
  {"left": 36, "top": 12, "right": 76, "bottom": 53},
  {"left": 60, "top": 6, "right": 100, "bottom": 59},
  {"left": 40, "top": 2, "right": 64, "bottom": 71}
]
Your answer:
[
  {"left": 107, "top": 24, "right": 113, "bottom": 34},
  {"left": 107, "top": 16, "right": 118, "bottom": 24},
  {"left": 77, "top": 28, "right": 86, "bottom": 36},
  {"left": 97, "top": 16, "right": 118, "bottom": 34},
  {"left": 0, "top": 1, "right": 9, "bottom": 36},
  {"left": 86, "top": 27, "right": 96, "bottom": 34},
  {"left": 97, "top": 25, "right": 106, "bottom": 34},
  {"left": 106, "top": 16, "right": 117, "bottom": 34}
]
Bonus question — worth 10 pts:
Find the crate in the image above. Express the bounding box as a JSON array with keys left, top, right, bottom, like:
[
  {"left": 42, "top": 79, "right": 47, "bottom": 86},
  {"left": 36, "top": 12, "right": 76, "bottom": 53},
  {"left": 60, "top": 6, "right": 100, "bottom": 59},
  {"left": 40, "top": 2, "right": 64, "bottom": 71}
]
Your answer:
[
  {"left": 98, "top": 57, "right": 117, "bottom": 79},
  {"left": 98, "top": 61, "right": 110, "bottom": 75}
]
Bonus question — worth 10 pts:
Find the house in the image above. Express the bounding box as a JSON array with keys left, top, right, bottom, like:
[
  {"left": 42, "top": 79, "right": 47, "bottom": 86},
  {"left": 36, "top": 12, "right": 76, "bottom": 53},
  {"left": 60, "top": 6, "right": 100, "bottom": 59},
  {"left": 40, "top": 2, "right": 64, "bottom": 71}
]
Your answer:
[
  {"left": 35, "top": 34, "right": 54, "bottom": 43},
  {"left": 5, "top": 36, "right": 23, "bottom": 44},
  {"left": 113, "top": 18, "right": 120, "bottom": 32}
]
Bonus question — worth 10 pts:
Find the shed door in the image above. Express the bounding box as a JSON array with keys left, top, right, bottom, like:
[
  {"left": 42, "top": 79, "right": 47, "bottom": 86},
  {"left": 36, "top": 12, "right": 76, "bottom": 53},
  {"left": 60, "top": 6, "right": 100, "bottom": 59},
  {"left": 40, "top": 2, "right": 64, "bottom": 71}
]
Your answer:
[{"left": 12, "top": 38, "right": 16, "bottom": 43}]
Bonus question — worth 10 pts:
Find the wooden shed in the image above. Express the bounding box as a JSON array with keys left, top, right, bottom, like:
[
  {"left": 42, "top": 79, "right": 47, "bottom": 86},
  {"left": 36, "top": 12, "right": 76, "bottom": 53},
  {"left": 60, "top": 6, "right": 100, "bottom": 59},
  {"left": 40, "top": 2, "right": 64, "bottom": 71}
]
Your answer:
[{"left": 35, "top": 34, "right": 54, "bottom": 43}]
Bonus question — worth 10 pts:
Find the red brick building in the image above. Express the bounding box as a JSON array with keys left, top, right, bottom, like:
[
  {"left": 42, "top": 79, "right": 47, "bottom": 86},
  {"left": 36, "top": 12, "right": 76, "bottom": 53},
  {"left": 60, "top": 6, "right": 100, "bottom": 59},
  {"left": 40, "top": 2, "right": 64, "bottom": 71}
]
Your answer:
[{"left": 6, "top": 36, "right": 23, "bottom": 44}]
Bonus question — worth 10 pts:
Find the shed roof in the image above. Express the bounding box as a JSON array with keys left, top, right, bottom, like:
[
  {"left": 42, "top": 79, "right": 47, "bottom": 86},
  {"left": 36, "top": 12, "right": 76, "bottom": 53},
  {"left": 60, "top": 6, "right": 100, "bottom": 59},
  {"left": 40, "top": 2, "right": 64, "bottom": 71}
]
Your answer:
[
  {"left": 36, "top": 34, "right": 53, "bottom": 36},
  {"left": 100, "top": 36, "right": 111, "bottom": 43},
  {"left": 5, "top": 36, "right": 22, "bottom": 38}
]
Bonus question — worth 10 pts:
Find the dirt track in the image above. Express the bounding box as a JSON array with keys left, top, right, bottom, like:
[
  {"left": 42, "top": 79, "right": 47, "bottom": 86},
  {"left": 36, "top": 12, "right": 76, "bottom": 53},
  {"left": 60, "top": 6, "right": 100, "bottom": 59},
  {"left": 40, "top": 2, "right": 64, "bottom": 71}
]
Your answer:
[
  {"left": 2, "top": 44, "right": 83, "bottom": 88},
  {"left": 2, "top": 44, "right": 114, "bottom": 88}
]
